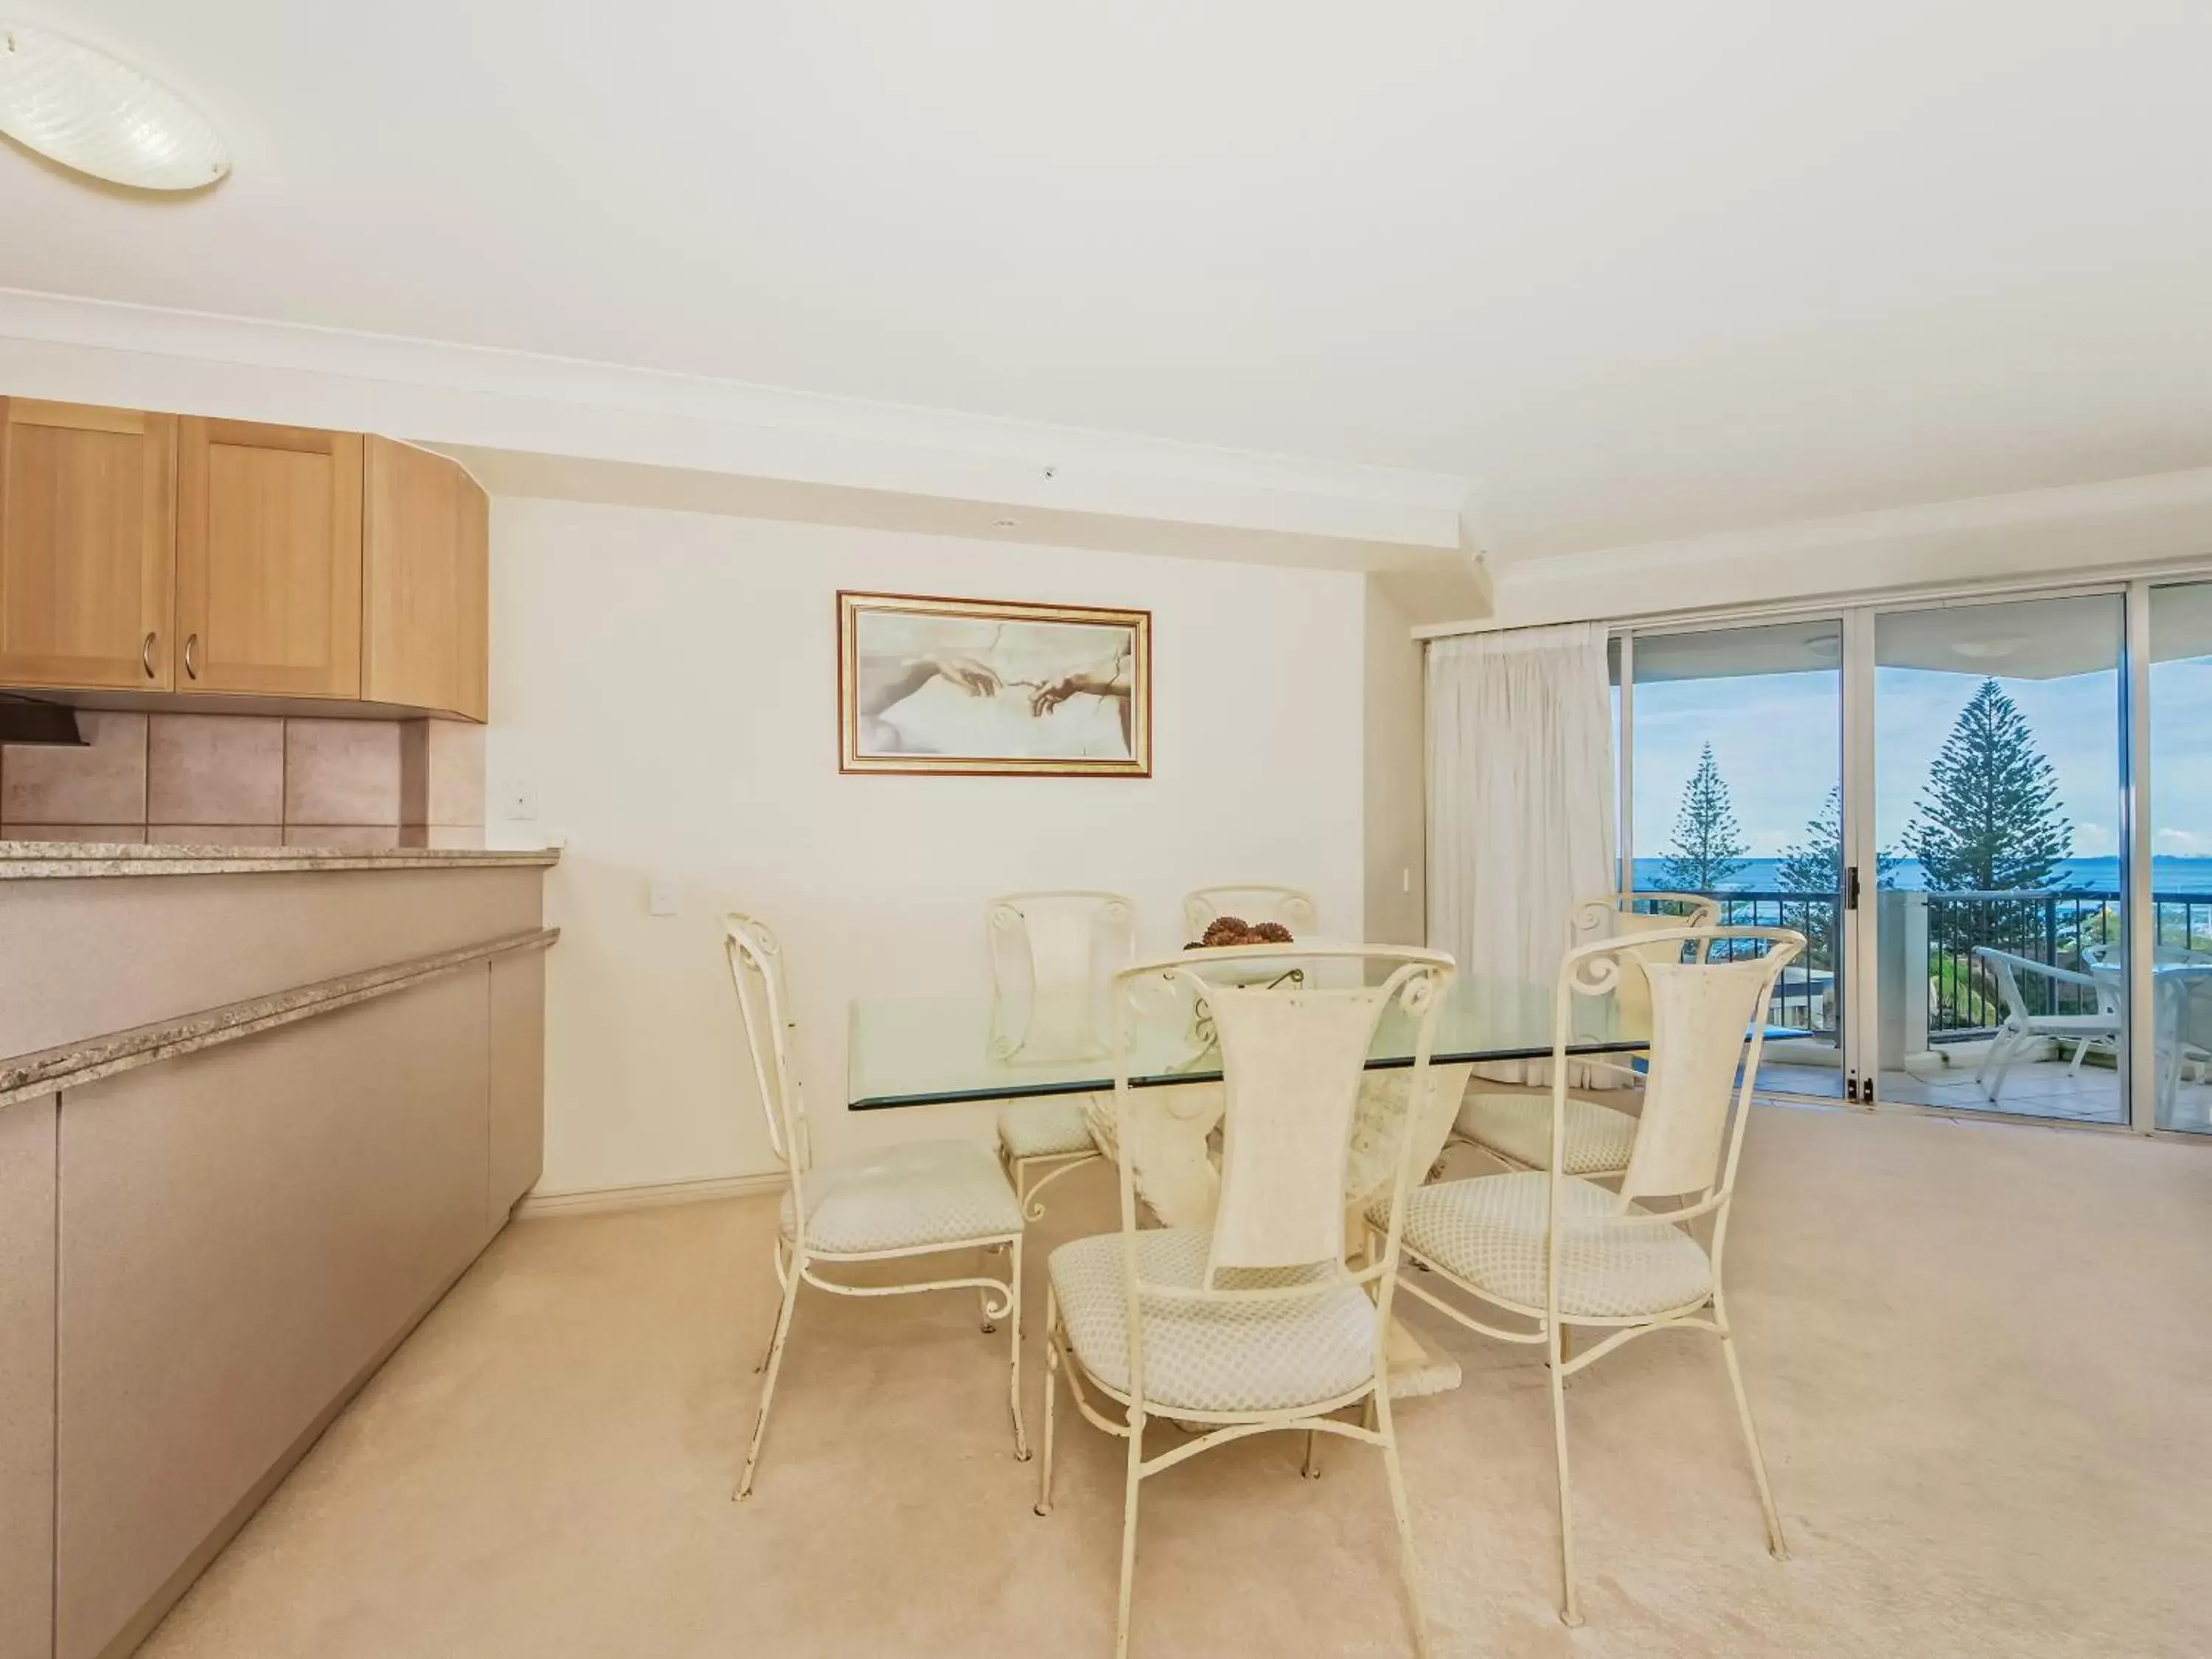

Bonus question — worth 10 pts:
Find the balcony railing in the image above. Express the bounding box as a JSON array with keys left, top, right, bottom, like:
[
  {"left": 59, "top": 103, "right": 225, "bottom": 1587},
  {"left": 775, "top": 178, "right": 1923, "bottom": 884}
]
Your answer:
[
  {"left": 1632, "top": 886, "right": 2212, "bottom": 1043},
  {"left": 1630, "top": 890, "right": 1840, "bottom": 1035}
]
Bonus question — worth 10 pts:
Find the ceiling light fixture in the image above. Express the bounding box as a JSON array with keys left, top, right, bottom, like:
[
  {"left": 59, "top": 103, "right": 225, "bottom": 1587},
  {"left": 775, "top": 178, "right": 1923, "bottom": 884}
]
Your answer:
[{"left": 0, "top": 22, "right": 229, "bottom": 190}]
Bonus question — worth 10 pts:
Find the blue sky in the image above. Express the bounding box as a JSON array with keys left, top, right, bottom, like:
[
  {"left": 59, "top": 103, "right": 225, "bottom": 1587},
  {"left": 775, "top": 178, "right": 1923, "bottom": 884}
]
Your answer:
[{"left": 1627, "top": 657, "right": 2212, "bottom": 862}]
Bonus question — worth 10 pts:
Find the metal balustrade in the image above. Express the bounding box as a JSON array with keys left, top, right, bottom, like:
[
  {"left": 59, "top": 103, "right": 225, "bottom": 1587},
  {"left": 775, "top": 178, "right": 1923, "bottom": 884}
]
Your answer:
[{"left": 1632, "top": 886, "right": 2212, "bottom": 1042}]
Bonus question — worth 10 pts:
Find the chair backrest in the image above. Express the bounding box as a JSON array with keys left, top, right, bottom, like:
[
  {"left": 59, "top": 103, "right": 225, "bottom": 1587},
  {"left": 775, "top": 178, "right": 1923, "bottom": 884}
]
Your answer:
[
  {"left": 987, "top": 891, "right": 1138, "bottom": 1060},
  {"left": 1571, "top": 893, "right": 1721, "bottom": 1040},
  {"left": 723, "top": 913, "right": 810, "bottom": 1187},
  {"left": 1107, "top": 945, "right": 1455, "bottom": 1414},
  {"left": 2083, "top": 941, "right": 2211, "bottom": 968},
  {"left": 1182, "top": 886, "right": 1319, "bottom": 941},
  {"left": 1974, "top": 946, "right": 2098, "bottom": 1025},
  {"left": 1556, "top": 925, "right": 1803, "bottom": 1210}
]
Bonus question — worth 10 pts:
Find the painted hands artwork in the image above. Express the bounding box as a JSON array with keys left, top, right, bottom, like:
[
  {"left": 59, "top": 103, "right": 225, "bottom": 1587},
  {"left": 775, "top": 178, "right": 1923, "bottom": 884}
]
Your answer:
[{"left": 839, "top": 593, "right": 1150, "bottom": 776}]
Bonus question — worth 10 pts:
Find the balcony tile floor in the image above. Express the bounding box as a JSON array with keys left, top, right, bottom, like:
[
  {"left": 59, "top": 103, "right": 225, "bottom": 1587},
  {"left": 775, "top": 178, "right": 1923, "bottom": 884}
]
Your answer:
[{"left": 1759, "top": 1057, "right": 2212, "bottom": 1133}]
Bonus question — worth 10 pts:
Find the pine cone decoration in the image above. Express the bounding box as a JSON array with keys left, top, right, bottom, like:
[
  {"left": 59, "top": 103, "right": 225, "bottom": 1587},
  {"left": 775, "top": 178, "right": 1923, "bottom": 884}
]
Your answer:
[
  {"left": 1251, "top": 921, "right": 1294, "bottom": 943},
  {"left": 1201, "top": 916, "right": 1250, "bottom": 946}
]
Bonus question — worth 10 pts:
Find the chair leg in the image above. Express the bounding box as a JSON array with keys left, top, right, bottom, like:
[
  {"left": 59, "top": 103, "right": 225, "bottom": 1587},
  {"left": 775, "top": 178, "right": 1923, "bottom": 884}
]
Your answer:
[
  {"left": 1301, "top": 1427, "right": 1321, "bottom": 1479},
  {"left": 735, "top": 1273, "right": 801, "bottom": 1500},
  {"left": 1020, "top": 1154, "right": 1093, "bottom": 1223},
  {"left": 1373, "top": 1385, "right": 1433, "bottom": 1659},
  {"left": 1980, "top": 1028, "right": 2019, "bottom": 1102},
  {"left": 1035, "top": 1289, "right": 1060, "bottom": 1516},
  {"left": 1116, "top": 1419, "right": 1146, "bottom": 1659},
  {"left": 1717, "top": 1300, "right": 1788, "bottom": 1560},
  {"left": 1009, "top": 1235, "right": 1031, "bottom": 1461},
  {"left": 1547, "top": 1328, "right": 1582, "bottom": 1627},
  {"left": 1982, "top": 1026, "right": 2017, "bottom": 1093}
]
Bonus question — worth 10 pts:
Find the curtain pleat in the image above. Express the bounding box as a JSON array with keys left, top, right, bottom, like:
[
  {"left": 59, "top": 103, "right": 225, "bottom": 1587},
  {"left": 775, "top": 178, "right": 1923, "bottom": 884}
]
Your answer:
[{"left": 1426, "top": 623, "right": 1618, "bottom": 1084}]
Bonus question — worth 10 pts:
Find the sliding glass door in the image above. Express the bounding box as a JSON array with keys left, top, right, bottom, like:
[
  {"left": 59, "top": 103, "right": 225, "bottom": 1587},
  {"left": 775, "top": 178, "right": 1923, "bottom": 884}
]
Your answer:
[
  {"left": 1869, "top": 596, "right": 2127, "bottom": 1123},
  {"left": 2146, "top": 582, "right": 2212, "bottom": 1133},
  {"left": 1622, "top": 622, "right": 1846, "bottom": 1098},
  {"left": 1608, "top": 581, "right": 2212, "bottom": 1130}
]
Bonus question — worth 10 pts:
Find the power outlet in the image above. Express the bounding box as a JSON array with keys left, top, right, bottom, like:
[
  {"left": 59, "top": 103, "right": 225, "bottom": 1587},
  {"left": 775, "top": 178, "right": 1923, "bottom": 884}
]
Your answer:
[{"left": 647, "top": 876, "right": 678, "bottom": 917}]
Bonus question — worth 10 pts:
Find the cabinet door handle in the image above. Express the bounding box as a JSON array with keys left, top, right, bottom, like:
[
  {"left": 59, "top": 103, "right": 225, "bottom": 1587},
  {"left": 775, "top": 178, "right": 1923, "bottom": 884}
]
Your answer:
[
  {"left": 184, "top": 633, "right": 199, "bottom": 681},
  {"left": 142, "top": 632, "right": 156, "bottom": 679}
]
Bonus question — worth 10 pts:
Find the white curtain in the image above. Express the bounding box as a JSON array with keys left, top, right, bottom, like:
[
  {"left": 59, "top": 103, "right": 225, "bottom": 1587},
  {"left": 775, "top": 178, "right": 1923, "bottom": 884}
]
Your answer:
[{"left": 1427, "top": 622, "right": 1618, "bottom": 1082}]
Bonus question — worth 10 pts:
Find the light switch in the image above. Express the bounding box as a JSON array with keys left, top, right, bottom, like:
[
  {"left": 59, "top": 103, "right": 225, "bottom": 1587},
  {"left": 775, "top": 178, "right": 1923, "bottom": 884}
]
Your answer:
[
  {"left": 504, "top": 781, "right": 539, "bottom": 821},
  {"left": 648, "top": 876, "right": 678, "bottom": 917}
]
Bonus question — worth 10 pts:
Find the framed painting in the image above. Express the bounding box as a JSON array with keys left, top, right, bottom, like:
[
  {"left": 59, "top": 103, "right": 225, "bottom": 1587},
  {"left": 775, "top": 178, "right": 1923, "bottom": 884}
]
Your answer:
[{"left": 837, "top": 591, "right": 1152, "bottom": 776}]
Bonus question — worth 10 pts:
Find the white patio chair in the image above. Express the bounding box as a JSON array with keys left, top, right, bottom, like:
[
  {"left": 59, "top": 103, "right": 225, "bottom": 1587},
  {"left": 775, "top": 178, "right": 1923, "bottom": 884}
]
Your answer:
[
  {"left": 1379, "top": 925, "right": 1804, "bottom": 1626},
  {"left": 1972, "top": 947, "right": 2121, "bottom": 1103},
  {"left": 1037, "top": 945, "right": 1456, "bottom": 1659},
  {"left": 987, "top": 891, "right": 1138, "bottom": 1219},
  {"left": 1180, "top": 885, "right": 1319, "bottom": 941},
  {"left": 2081, "top": 951, "right": 2212, "bottom": 1097},
  {"left": 1453, "top": 892, "right": 1719, "bottom": 1181},
  {"left": 725, "top": 914, "right": 1028, "bottom": 1498}
]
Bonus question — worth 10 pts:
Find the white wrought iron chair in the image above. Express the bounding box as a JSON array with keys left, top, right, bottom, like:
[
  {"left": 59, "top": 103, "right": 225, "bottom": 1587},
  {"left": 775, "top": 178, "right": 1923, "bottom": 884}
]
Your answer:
[
  {"left": 1453, "top": 892, "right": 1719, "bottom": 1182},
  {"left": 1380, "top": 925, "right": 1803, "bottom": 1626},
  {"left": 1180, "top": 884, "right": 1319, "bottom": 942},
  {"left": 988, "top": 891, "right": 1138, "bottom": 1220},
  {"left": 1971, "top": 946, "right": 2121, "bottom": 1103},
  {"left": 1037, "top": 945, "right": 1455, "bottom": 1659},
  {"left": 724, "top": 914, "right": 1029, "bottom": 1498}
]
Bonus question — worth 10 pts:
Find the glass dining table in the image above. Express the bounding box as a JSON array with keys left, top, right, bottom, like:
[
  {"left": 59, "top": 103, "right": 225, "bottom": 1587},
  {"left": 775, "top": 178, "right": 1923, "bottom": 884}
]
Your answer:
[
  {"left": 848, "top": 972, "right": 1641, "bottom": 1110},
  {"left": 847, "top": 972, "right": 1644, "bottom": 1399}
]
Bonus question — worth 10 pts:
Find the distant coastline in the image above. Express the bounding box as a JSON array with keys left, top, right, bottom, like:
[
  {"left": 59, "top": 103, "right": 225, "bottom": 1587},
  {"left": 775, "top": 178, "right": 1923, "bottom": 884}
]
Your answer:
[{"left": 1630, "top": 855, "right": 2212, "bottom": 897}]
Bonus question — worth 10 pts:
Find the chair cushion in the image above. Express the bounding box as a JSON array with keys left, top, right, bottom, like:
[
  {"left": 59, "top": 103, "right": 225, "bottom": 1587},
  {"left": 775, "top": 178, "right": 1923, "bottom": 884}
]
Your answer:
[
  {"left": 996, "top": 1096, "right": 1099, "bottom": 1160},
  {"left": 782, "top": 1140, "right": 1023, "bottom": 1254},
  {"left": 1375, "top": 1172, "right": 1714, "bottom": 1320},
  {"left": 1458, "top": 1091, "right": 1638, "bottom": 1175},
  {"left": 1048, "top": 1228, "right": 1377, "bottom": 1414}
]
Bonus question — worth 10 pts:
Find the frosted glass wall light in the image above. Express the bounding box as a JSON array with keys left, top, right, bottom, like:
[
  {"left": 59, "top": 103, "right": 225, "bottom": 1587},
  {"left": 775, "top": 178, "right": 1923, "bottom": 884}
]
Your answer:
[{"left": 0, "top": 22, "right": 229, "bottom": 190}]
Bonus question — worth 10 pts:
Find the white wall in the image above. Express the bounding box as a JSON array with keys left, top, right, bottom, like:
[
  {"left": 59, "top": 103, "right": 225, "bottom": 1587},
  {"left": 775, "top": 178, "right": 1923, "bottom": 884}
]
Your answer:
[
  {"left": 1361, "top": 577, "right": 1426, "bottom": 945},
  {"left": 490, "top": 498, "right": 1368, "bottom": 1196}
]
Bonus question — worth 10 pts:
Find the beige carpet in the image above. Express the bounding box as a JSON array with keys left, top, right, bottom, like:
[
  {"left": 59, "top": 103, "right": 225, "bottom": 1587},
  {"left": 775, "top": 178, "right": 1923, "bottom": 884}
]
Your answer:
[{"left": 140, "top": 1106, "right": 2212, "bottom": 1659}]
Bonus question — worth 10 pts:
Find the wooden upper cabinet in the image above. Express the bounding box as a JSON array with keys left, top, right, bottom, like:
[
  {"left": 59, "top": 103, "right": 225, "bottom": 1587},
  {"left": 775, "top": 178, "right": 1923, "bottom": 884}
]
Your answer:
[
  {"left": 0, "top": 400, "right": 176, "bottom": 690},
  {"left": 363, "top": 439, "right": 488, "bottom": 720},
  {"left": 175, "top": 419, "right": 363, "bottom": 698}
]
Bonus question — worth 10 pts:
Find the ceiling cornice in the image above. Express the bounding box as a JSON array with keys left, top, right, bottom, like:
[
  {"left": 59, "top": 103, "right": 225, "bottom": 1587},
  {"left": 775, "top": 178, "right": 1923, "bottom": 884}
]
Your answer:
[
  {"left": 0, "top": 287, "right": 1480, "bottom": 569},
  {"left": 1417, "top": 467, "right": 2212, "bottom": 636}
]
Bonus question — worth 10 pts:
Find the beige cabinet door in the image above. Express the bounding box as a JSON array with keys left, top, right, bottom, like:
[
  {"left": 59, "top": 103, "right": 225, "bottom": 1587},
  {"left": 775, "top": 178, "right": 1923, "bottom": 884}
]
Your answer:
[
  {"left": 175, "top": 419, "right": 363, "bottom": 698},
  {"left": 0, "top": 399, "right": 175, "bottom": 691},
  {"left": 362, "top": 437, "right": 488, "bottom": 720}
]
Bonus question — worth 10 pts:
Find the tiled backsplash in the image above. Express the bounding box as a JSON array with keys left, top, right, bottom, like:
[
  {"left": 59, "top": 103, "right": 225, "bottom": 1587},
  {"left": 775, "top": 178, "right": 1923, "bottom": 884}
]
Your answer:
[{"left": 0, "top": 711, "right": 484, "bottom": 848}]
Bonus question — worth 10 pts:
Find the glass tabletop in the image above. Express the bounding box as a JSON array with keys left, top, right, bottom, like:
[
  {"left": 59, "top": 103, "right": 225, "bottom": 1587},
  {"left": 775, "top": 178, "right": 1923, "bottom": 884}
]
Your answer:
[{"left": 846, "top": 972, "right": 1638, "bottom": 1110}]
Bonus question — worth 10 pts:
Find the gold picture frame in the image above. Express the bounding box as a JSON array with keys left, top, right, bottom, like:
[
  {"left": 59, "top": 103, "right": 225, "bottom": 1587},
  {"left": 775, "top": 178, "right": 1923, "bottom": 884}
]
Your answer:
[{"left": 838, "top": 591, "right": 1152, "bottom": 776}]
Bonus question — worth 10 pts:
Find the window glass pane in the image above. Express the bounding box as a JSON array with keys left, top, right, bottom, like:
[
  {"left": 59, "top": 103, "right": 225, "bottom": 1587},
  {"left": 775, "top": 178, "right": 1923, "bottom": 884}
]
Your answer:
[
  {"left": 2148, "top": 582, "right": 2212, "bottom": 1133},
  {"left": 1628, "top": 619, "right": 1845, "bottom": 1099},
  {"left": 1874, "top": 595, "right": 2125, "bottom": 1123}
]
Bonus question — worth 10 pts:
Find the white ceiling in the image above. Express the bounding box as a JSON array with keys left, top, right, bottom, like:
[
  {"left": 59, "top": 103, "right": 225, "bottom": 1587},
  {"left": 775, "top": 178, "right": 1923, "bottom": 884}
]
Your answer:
[{"left": 7, "top": 2, "right": 2212, "bottom": 561}]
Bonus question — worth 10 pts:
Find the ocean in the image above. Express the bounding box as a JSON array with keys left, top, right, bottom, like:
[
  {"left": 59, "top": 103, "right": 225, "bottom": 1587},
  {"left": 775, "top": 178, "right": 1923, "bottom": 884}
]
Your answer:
[{"left": 1630, "top": 856, "right": 2212, "bottom": 897}]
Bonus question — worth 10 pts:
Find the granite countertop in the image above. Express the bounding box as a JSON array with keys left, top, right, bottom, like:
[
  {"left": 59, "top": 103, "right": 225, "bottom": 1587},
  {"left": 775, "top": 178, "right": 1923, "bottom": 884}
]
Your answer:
[{"left": 0, "top": 840, "right": 563, "bottom": 878}]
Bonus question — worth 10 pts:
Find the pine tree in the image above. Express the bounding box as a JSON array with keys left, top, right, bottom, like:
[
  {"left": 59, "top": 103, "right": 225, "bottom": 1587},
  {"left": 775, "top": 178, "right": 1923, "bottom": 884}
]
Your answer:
[
  {"left": 1775, "top": 783, "right": 1899, "bottom": 966},
  {"left": 1660, "top": 744, "right": 1748, "bottom": 892},
  {"left": 1902, "top": 678, "right": 2072, "bottom": 952}
]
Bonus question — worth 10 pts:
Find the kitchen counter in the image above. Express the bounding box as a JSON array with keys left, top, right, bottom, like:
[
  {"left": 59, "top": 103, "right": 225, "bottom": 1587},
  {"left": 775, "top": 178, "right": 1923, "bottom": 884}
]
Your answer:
[
  {"left": 0, "top": 840, "right": 560, "bottom": 878},
  {"left": 0, "top": 841, "right": 555, "bottom": 1659}
]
